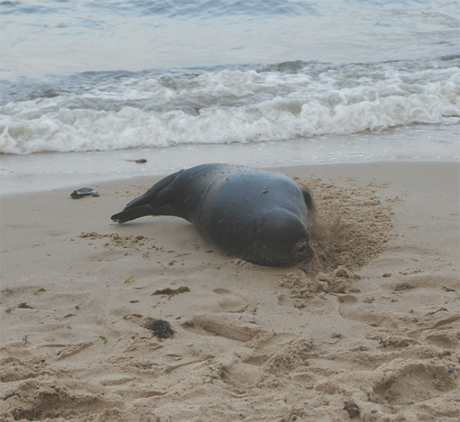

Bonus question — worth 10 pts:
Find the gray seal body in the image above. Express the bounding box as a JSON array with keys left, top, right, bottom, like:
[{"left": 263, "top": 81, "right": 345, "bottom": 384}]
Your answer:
[{"left": 111, "top": 163, "right": 314, "bottom": 266}]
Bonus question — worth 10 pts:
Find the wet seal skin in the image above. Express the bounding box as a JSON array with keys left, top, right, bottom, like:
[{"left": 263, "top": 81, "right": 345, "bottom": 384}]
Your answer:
[{"left": 111, "top": 163, "right": 315, "bottom": 266}]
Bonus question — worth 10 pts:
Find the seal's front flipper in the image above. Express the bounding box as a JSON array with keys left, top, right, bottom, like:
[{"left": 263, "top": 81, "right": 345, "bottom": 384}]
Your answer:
[{"left": 302, "top": 188, "right": 315, "bottom": 212}]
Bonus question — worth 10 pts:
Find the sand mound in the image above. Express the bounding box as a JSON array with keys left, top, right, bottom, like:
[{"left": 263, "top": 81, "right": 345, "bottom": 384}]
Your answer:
[{"left": 280, "top": 176, "right": 394, "bottom": 300}]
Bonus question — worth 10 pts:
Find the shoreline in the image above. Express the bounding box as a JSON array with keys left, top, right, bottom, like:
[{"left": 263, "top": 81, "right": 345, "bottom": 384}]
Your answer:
[
  {"left": 1, "top": 161, "right": 459, "bottom": 421},
  {"left": 1, "top": 123, "right": 459, "bottom": 195}
]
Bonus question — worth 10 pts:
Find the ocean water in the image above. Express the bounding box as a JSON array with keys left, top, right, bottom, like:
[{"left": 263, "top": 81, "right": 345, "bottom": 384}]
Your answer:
[{"left": 0, "top": 0, "right": 459, "bottom": 192}]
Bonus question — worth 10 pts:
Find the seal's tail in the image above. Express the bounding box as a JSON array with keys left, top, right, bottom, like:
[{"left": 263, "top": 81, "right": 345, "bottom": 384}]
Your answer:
[
  {"left": 111, "top": 205, "right": 154, "bottom": 224},
  {"left": 111, "top": 170, "right": 184, "bottom": 224}
]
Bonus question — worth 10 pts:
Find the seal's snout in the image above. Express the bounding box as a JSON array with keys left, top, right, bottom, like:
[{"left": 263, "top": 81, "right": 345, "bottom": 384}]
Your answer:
[{"left": 294, "top": 239, "right": 315, "bottom": 263}]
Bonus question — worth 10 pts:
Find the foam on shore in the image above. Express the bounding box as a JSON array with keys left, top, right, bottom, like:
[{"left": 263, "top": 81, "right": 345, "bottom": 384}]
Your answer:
[{"left": 1, "top": 124, "right": 459, "bottom": 195}]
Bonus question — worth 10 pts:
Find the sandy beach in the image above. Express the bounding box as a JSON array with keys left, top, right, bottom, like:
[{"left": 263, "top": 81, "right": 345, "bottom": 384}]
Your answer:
[{"left": 1, "top": 161, "right": 459, "bottom": 421}]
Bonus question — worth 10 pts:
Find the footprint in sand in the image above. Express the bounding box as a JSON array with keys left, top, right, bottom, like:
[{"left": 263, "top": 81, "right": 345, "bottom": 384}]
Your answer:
[
  {"left": 212, "top": 288, "right": 253, "bottom": 313},
  {"left": 2, "top": 378, "right": 119, "bottom": 421},
  {"left": 371, "top": 360, "right": 457, "bottom": 405},
  {"left": 337, "top": 294, "right": 395, "bottom": 328},
  {"left": 277, "top": 294, "right": 302, "bottom": 308}
]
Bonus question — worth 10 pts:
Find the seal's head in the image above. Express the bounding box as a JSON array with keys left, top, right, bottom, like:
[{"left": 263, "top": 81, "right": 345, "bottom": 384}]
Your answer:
[{"left": 252, "top": 208, "right": 314, "bottom": 266}]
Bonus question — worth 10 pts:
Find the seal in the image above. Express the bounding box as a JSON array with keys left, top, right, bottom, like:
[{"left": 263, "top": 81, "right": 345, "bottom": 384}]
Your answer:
[{"left": 111, "top": 163, "right": 315, "bottom": 266}]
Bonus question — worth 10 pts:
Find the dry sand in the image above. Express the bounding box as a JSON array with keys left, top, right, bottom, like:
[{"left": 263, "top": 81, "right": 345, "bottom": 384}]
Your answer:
[{"left": 1, "top": 162, "right": 459, "bottom": 422}]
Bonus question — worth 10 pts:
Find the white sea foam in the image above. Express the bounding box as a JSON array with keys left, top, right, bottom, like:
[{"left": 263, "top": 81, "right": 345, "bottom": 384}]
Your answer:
[{"left": 1, "top": 62, "right": 459, "bottom": 154}]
